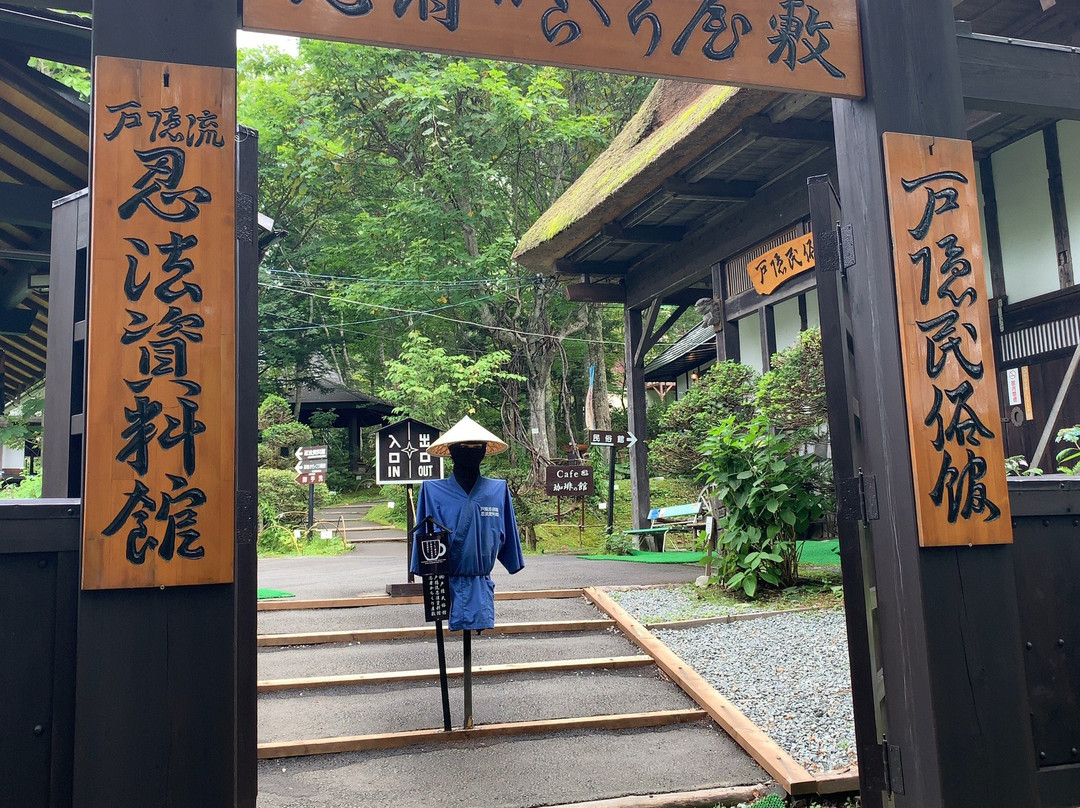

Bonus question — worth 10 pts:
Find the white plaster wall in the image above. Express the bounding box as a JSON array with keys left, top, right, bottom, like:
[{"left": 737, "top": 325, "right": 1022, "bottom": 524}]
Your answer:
[
  {"left": 738, "top": 312, "right": 763, "bottom": 373},
  {"left": 974, "top": 166, "right": 994, "bottom": 294},
  {"left": 992, "top": 132, "right": 1059, "bottom": 302},
  {"left": 2, "top": 443, "right": 24, "bottom": 473},
  {"left": 772, "top": 295, "right": 803, "bottom": 353},
  {"left": 1060, "top": 120, "right": 1080, "bottom": 277},
  {"left": 805, "top": 289, "right": 820, "bottom": 330}
]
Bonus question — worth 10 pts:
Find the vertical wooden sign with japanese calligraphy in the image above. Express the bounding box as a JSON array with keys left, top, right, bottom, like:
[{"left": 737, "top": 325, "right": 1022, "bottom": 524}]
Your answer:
[
  {"left": 83, "top": 57, "right": 236, "bottom": 588},
  {"left": 882, "top": 132, "right": 1011, "bottom": 547}
]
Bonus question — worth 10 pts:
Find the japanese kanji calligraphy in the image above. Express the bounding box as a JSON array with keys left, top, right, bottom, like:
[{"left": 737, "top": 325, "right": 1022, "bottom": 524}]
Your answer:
[
  {"left": 244, "top": 0, "right": 864, "bottom": 98},
  {"left": 749, "top": 231, "right": 814, "bottom": 295},
  {"left": 882, "top": 132, "right": 1011, "bottom": 547},
  {"left": 83, "top": 57, "right": 237, "bottom": 588}
]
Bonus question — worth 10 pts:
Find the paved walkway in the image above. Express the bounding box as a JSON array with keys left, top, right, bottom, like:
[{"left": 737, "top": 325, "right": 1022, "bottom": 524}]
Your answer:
[{"left": 256, "top": 545, "right": 774, "bottom": 808}]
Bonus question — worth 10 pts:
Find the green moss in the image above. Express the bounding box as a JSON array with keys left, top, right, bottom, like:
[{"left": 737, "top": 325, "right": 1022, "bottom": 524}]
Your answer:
[{"left": 516, "top": 83, "right": 740, "bottom": 257}]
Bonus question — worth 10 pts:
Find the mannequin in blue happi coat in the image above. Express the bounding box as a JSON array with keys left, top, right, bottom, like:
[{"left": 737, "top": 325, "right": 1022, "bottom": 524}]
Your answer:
[
  {"left": 410, "top": 417, "right": 524, "bottom": 631},
  {"left": 409, "top": 416, "right": 524, "bottom": 727}
]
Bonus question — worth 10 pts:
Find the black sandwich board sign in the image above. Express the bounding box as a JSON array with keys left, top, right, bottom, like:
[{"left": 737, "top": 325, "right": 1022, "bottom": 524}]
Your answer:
[{"left": 375, "top": 418, "right": 444, "bottom": 485}]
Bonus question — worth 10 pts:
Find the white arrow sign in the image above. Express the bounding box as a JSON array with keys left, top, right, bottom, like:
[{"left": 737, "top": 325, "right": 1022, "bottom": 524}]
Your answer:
[
  {"left": 588, "top": 430, "right": 637, "bottom": 449},
  {"left": 293, "top": 444, "right": 328, "bottom": 474}
]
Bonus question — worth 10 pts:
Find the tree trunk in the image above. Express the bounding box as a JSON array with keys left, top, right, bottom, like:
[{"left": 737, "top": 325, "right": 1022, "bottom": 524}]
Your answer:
[{"left": 586, "top": 303, "right": 612, "bottom": 431}]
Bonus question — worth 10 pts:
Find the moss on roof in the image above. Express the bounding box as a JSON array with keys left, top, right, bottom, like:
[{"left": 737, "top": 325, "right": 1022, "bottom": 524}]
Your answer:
[{"left": 514, "top": 80, "right": 770, "bottom": 272}]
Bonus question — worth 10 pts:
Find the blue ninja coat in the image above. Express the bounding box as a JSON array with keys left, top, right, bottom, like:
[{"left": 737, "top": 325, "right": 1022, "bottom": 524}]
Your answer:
[{"left": 410, "top": 475, "right": 525, "bottom": 631}]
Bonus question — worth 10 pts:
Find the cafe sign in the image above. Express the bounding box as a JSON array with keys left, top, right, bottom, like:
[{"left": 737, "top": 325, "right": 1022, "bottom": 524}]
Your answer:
[
  {"left": 244, "top": 0, "right": 864, "bottom": 99},
  {"left": 82, "top": 57, "right": 237, "bottom": 588},
  {"left": 882, "top": 132, "right": 1011, "bottom": 547}
]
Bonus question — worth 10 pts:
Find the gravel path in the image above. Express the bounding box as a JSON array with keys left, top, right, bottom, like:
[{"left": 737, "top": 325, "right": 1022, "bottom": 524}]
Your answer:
[{"left": 610, "top": 587, "right": 856, "bottom": 774}]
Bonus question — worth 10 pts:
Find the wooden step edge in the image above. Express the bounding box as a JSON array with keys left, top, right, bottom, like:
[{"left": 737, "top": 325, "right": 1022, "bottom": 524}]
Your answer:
[
  {"left": 258, "top": 587, "right": 584, "bottom": 611},
  {"left": 811, "top": 768, "right": 860, "bottom": 795},
  {"left": 257, "top": 654, "right": 654, "bottom": 692},
  {"left": 584, "top": 587, "right": 818, "bottom": 796},
  {"left": 257, "top": 708, "right": 707, "bottom": 759},
  {"left": 644, "top": 606, "right": 827, "bottom": 631},
  {"left": 541, "top": 783, "right": 776, "bottom": 808},
  {"left": 257, "top": 618, "right": 617, "bottom": 646}
]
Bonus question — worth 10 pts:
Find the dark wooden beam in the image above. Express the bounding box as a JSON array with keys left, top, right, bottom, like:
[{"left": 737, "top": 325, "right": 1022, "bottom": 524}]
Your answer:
[
  {"left": 0, "top": 7, "right": 92, "bottom": 68},
  {"left": 1044, "top": 123, "right": 1074, "bottom": 288},
  {"left": 742, "top": 114, "right": 835, "bottom": 143},
  {"left": 661, "top": 178, "right": 759, "bottom": 202},
  {"left": 661, "top": 288, "right": 713, "bottom": 307},
  {"left": 554, "top": 258, "right": 631, "bottom": 277},
  {"left": 0, "top": 183, "right": 59, "bottom": 229},
  {"left": 601, "top": 223, "right": 686, "bottom": 244},
  {"left": 564, "top": 282, "right": 625, "bottom": 304},
  {"left": 641, "top": 304, "right": 689, "bottom": 363},
  {"left": 626, "top": 150, "right": 835, "bottom": 310},
  {"left": 958, "top": 32, "right": 1080, "bottom": 121}
]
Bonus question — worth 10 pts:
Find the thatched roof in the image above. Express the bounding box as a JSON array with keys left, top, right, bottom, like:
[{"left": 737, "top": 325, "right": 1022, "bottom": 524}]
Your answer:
[{"left": 513, "top": 80, "right": 773, "bottom": 273}]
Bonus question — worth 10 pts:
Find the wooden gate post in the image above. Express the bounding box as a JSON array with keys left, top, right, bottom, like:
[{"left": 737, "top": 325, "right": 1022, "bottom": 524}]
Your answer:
[
  {"left": 831, "top": 1, "right": 1039, "bottom": 806},
  {"left": 73, "top": 3, "right": 251, "bottom": 807}
]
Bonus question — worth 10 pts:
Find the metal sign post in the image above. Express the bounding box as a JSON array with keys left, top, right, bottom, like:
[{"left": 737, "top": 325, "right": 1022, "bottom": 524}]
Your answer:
[
  {"left": 294, "top": 445, "right": 328, "bottom": 529},
  {"left": 588, "top": 430, "right": 636, "bottom": 535},
  {"left": 411, "top": 516, "right": 452, "bottom": 732}
]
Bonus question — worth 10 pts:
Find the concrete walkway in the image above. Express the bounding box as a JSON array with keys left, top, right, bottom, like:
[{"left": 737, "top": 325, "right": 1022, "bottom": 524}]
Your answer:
[{"left": 256, "top": 544, "right": 774, "bottom": 808}]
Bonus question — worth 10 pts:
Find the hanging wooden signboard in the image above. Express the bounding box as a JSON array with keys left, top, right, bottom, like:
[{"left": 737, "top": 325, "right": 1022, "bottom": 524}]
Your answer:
[
  {"left": 83, "top": 56, "right": 237, "bottom": 589},
  {"left": 882, "top": 132, "right": 1012, "bottom": 547},
  {"left": 749, "top": 232, "right": 814, "bottom": 295},
  {"left": 243, "top": 0, "right": 864, "bottom": 99}
]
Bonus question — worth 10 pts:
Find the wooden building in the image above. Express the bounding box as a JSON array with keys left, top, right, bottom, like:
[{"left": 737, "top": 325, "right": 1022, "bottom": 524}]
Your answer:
[{"left": 515, "top": 7, "right": 1080, "bottom": 526}]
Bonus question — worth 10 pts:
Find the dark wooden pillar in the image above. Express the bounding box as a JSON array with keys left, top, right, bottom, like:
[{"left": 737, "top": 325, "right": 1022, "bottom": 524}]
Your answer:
[
  {"left": 235, "top": 124, "right": 261, "bottom": 808},
  {"left": 623, "top": 306, "right": 650, "bottom": 529},
  {"left": 348, "top": 410, "right": 361, "bottom": 473},
  {"left": 74, "top": 4, "right": 244, "bottom": 807},
  {"left": 832, "top": 2, "right": 1039, "bottom": 806}
]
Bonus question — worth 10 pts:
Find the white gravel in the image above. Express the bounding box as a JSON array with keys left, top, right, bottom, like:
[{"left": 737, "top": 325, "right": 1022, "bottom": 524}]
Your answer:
[{"left": 610, "top": 587, "right": 856, "bottom": 774}]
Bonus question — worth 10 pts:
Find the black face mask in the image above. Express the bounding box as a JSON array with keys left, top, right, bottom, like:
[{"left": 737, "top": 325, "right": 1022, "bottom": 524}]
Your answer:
[{"left": 448, "top": 442, "right": 487, "bottom": 470}]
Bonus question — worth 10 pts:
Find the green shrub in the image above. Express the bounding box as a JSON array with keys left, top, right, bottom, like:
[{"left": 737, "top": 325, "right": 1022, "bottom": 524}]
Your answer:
[
  {"left": 603, "top": 530, "right": 635, "bottom": 555},
  {"left": 650, "top": 362, "right": 759, "bottom": 475},
  {"left": 0, "top": 474, "right": 41, "bottom": 499},
  {"left": 258, "top": 467, "right": 330, "bottom": 527},
  {"left": 757, "top": 327, "right": 827, "bottom": 442},
  {"left": 698, "top": 416, "right": 829, "bottom": 597},
  {"left": 1056, "top": 426, "right": 1080, "bottom": 474}
]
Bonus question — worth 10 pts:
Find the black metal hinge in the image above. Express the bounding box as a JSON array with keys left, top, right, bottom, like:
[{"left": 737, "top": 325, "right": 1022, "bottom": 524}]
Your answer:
[
  {"left": 882, "top": 737, "right": 905, "bottom": 796},
  {"left": 837, "top": 469, "right": 879, "bottom": 524},
  {"left": 839, "top": 223, "right": 856, "bottom": 274}
]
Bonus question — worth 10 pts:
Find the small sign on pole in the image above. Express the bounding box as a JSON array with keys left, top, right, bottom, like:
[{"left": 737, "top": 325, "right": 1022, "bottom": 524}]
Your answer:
[
  {"left": 375, "top": 419, "right": 444, "bottom": 485},
  {"left": 588, "top": 429, "right": 637, "bottom": 449},
  {"left": 544, "top": 464, "right": 595, "bottom": 497},
  {"left": 410, "top": 515, "right": 453, "bottom": 731}
]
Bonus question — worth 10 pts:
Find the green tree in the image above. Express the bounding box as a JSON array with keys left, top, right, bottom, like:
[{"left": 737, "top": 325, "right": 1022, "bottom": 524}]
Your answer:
[
  {"left": 756, "top": 327, "right": 828, "bottom": 441},
  {"left": 649, "top": 362, "right": 759, "bottom": 475},
  {"left": 380, "top": 331, "right": 523, "bottom": 429},
  {"left": 237, "top": 44, "right": 648, "bottom": 474}
]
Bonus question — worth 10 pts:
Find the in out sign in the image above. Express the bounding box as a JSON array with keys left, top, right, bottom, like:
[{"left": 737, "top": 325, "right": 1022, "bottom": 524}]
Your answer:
[{"left": 375, "top": 418, "right": 444, "bottom": 485}]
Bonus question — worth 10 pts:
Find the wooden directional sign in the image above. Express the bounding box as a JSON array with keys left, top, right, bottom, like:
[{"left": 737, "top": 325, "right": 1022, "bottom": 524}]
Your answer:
[
  {"left": 82, "top": 57, "right": 236, "bottom": 590},
  {"left": 376, "top": 418, "right": 444, "bottom": 484},
  {"left": 545, "top": 464, "right": 595, "bottom": 497},
  {"left": 882, "top": 132, "right": 1011, "bottom": 547},
  {"left": 749, "top": 232, "right": 815, "bottom": 295},
  {"left": 294, "top": 444, "right": 329, "bottom": 474},
  {"left": 295, "top": 471, "right": 327, "bottom": 486},
  {"left": 243, "top": 0, "right": 864, "bottom": 99},
  {"left": 589, "top": 429, "right": 637, "bottom": 449}
]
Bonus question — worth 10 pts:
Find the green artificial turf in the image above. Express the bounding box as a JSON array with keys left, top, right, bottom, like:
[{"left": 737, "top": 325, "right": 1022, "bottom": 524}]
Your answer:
[
  {"left": 257, "top": 588, "right": 295, "bottom": 599},
  {"left": 797, "top": 539, "right": 841, "bottom": 566},
  {"left": 578, "top": 550, "right": 704, "bottom": 564}
]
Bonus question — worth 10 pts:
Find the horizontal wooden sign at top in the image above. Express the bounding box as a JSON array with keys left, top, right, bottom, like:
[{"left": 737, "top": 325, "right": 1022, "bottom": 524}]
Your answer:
[{"left": 243, "top": 0, "right": 864, "bottom": 99}]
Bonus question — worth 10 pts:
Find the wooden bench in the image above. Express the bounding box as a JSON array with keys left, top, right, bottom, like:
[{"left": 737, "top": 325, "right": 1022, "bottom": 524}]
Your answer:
[{"left": 623, "top": 502, "right": 707, "bottom": 552}]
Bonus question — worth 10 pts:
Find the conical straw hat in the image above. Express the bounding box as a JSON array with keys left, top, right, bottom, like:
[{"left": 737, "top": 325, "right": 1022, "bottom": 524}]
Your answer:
[{"left": 428, "top": 416, "right": 508, "bottom": 457}]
